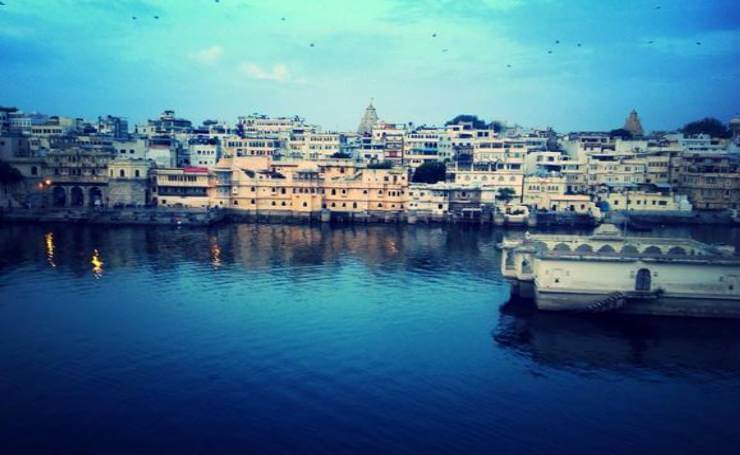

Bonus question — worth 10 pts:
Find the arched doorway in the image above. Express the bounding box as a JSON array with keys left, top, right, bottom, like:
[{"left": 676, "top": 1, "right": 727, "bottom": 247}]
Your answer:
[
  {"left": 635, "top": 268, "right": 651, "bottom": 291},
  {"left": 70, "top": 186, "right": 84, "bottom": 207},
  {"left": 52, "top": 186, "right": 66, "bottom": 207},
  {"left": 89, "top": 187, "right": 103, "bottom": 207}
]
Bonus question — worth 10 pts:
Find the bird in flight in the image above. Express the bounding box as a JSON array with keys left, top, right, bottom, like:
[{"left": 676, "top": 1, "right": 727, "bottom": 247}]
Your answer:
[
  {"left": 310, "top": 43, "right": 315, "bottom": 47},
  {"left": 648, "top": 40, "right": 654, "bottom": 44},
  {"left": 442, "top": 48, "right": 448, "bottom": 53},
  {"left": 696, "top": 41, "right": 702, "bottom": 45},
  {"left": 132, "top": 16, "right": 137, "bottom": 20},
  {"left": 154, "top": 15, "right": 159, "bottom": 20},
  {"left": 547, "top": 50, "right": 552, "bottom": 54},
  {"left": 0, "top": 2, "right": 6, "bottom": 6},
  {"left": 281, "top": 17, "right": 286, "bottom": 21},
  {"left": 506, "top": 64, "right": 511, "bottom": 68},
  {"left": 555, "top": 40, "right": 560, "bottom": 44},
  {"left": 432, "top": 33, "right": 437, "bottom": 38}
]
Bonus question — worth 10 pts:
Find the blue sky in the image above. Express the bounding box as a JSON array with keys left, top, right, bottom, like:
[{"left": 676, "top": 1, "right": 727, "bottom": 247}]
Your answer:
[{"left": 1, "top": 0, "right": 739, "bottom": 132}]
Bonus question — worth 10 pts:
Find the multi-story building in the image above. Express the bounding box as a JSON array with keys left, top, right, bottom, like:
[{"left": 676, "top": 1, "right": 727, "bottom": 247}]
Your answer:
[
  {"left": 403, "top": 128, "right": 441, "bottom": 168},
  {"left": 151, "top": 167, "right": 212, "bottom": 208},
  {"left": 372, "top": 122, "right": 406, "bottom": 164},
  {"left": 675, "top": 153, "right": 740, "bottom": 210},
  {"left": 522, "top": 175, "right": 568, "bottom": 210},
  {"left": 447, "top": 161, "right": 524, "bottom": 197},
  {"left": 108, "top": 159, "right": 153, "bottom": 206},
  {"left": 42, "top": 148, "right": 113, "bottom": 208},
  {"left": 601, "top": 185, "right": 692, "bottom": 212},
  {"left": 408, "top": 183, "right": 450, "bottom": 215},
  {"left": 97, "top": 115, "right": 129, "bottom": 139}
]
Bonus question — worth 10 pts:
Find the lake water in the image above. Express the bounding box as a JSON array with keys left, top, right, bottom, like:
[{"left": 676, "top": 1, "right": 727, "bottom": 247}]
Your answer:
[{"left": 1, "top": 223, "right": 739, "bottom": 454}]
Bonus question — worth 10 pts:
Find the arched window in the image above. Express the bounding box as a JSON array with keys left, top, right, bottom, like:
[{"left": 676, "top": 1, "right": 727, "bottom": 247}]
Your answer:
[
  {"left": 621, "top": 245, "right": 639, "bottom": 256},
  {"left": 31, "top": 166, "right": 38, "bottom": 176},
  {"left": 667, "top": 246, "right": 687, "bottom": 256},
  {"left": 135, "top": 170, "right": 140, "bottom": 178},
  {"left": 597, "top": 244, "right": 616, "bottom": 254},
  {"left": 575, "top": 244, "right": 593, "bottom": 254},
  {"left": 636, "top": 268, "right": 651, "bottom": 291},
  {"left": 119, "top": 169, "right": 125, "bottom": 178},
  {"left": 553, "top": 243, "right": 571, "bottom": 253},
  {"left": 643, "top": 246, "right": 662, "bottom": 255}
]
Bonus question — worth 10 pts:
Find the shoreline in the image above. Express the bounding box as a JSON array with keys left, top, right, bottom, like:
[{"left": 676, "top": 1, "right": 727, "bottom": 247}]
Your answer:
[{"left": 1, "top": 206, "right": 736, "bottom": 228}]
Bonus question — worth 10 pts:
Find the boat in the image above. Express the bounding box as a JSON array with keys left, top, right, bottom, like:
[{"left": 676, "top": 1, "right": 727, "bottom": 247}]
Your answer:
[{"left": 499, "top": 224, "right": 740, "bottom": 318}]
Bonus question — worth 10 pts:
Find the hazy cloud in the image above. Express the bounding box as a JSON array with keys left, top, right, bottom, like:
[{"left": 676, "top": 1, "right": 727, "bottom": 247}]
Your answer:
[
  {"left": 239, "top": 62, "right": 294, "bottom": 82},
  {"left": 190, "top": 46, "right": 224, "bottom": 65}
]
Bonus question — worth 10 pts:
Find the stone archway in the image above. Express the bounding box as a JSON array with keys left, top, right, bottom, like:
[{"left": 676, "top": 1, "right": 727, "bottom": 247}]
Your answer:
[
  {"left": 70, "top": 186, "right": 84, "bottom": 207},
  {"left": 636, "top": 268, "right": 652, "bottom": 291},
  {"left": 89, "top": 187, "right": 103, "bottom": 207},
  {"left": 52, "top": 186, "right": 66, "bottom": 207}
]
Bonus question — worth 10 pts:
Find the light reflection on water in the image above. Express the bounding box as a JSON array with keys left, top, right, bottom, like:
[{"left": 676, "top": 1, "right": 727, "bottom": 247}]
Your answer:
[{"left": 0, "top": 223, "right": 739, "bottom": 453}]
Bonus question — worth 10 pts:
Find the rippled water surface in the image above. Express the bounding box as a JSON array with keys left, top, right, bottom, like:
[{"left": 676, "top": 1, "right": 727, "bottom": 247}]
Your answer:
[{"left": 1, "top": 223, "right": 739, "bottom": 454}]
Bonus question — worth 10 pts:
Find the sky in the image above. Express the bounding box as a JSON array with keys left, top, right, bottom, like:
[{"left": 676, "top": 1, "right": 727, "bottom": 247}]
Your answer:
[{"left": 1, "top": 0, "right": 739, "bottom": 133}]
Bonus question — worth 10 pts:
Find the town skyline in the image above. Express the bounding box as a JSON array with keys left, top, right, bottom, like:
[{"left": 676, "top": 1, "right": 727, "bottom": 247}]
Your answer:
[{"left": 1, "top": 0, "right": 739, "bottom": 131}]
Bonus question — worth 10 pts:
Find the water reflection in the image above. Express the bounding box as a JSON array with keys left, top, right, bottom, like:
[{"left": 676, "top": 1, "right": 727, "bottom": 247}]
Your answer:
[
  {"left": 90, "top": 249, "right": 104, "bottom": 278},
  {"left": 209, "top": 236, "right": 222, "bottom": 268},
  {"left": 493, "top": 297, "right": 740, "bottom": 377},
  {"left": 45, "top": 232, "right": 56, "bottom": 268}
]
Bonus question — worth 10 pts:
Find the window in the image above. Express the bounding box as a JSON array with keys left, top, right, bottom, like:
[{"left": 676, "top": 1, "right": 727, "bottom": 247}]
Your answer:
[
  {"left": 135, "top": 170, "right": 140, "bottom": 178},
  {"left": 31, "top": 166, "right": 38, "bottom": 176},
  {"left": 119, "top": 169, "right": 125, "bottom": 178}
]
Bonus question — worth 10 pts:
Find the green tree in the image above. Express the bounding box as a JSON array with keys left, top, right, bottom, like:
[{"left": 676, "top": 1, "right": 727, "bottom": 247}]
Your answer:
[
  {"left": 445, "top": 114, "right": 487, "bottom": 129},
  {"left": 495, "top": 187, "right": 517, "bottom": 203},
  {"left": 609, "top": 128, "right": 633, "bottom": 139},
  {"left": 330, "top": 152, "right": 351, "bottom": 159},
  {"left": 367, "top": 160, "right": 393, "bottom": 169},
  {"left": 0, "top": 160, "right": 23, "bottom": 187},
  {"left": 682, "top": 118, "right": 731, "bottom": 138},
  {"left": 411, "top": 162, "right": 446, "bottom": 184},
  {"left": 489, "top": 121, "right": 504, "bottom": 133}
]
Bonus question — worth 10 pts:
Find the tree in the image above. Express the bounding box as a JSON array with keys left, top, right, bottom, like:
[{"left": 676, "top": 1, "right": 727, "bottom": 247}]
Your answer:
[
  {"left": 412, "top": 162, "right": 446, "bottom": 184},
  {"left": 682, "top": 118, "right": 731, "bottom": 138},
  {"left": 489, "top": 121, "right": 504, "bottom": 133},
  {"left": 367, "top": 160, "right": 393, "bottom": 169},
  {"left": 445, "top": 114, "right": 487, "bottom": 130},
  {"left": 330, "top": 152, "right": 351, "bottom": 159},
  {"left": 496, "top": 187, "right": 517, "bottom": 203},
  {"left": 0, "top": 160, "right": 23, "bottom": 187},
  {"left": 609, "top": 128, "right": 633, "bottom": 139}
]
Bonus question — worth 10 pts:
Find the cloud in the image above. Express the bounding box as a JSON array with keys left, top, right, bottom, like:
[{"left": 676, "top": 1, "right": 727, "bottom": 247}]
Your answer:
[
  {"left": 239, "top": 62, "right": 295, "bottom": 82},
  {"left": 190, "top": 46, "right": 223, "bottom": 65}
]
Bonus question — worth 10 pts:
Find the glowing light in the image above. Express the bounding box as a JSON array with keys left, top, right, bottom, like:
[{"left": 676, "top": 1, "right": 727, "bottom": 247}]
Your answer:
[
  {"left": 210, "top": 237, "right": 222, "bottom": 268},
  {"left": 45, "top": 232, "right": 56, "bottom": 268},
  {"left": 44, "top": 179, "right": 52, "bottom": 186},
  {"left": 91, "top": 249, "right": 104, "bottom": 278}
]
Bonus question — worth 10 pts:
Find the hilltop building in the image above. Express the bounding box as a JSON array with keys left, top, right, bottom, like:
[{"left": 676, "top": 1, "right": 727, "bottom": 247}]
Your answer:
[{"left": 623, "top": 110, "right": 645, "bottom": 137}]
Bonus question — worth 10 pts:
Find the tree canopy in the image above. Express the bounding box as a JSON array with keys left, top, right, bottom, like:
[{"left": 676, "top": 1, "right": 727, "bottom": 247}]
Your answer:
[
  {"left": 411, "top": 161, "right": 446, "bottom": 184},
  {"left": 681, "top": 117, "right": 731, "bottom": 138},
  {"left": 445, "top": 114, "right": 487, "bottom": 129},
  {"left": 609, "top": 128, "right": 633, "bottom": 139},
  {"left": 489, "top": 121, "right": 505, "bottom": 133},
  {"left": 330, "top": 152, "right": 351, "bottom": 159},
  {"left": 367, "top": 160, "right": 393, "bottom": 169},
  {"left": 0, "top": 160, "right": 23, "bottom": 186},
  {"left": 495, "top": 187, "right": 517, "bottom": 203}
]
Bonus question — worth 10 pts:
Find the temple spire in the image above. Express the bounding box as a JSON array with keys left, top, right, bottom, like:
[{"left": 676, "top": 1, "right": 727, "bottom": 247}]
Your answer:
[
  {"left": 623, "top": 109, "right": 644, "bottom": 137},
  {"left": 357, "top": 100, "right": 379, "bottom": 136}
]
